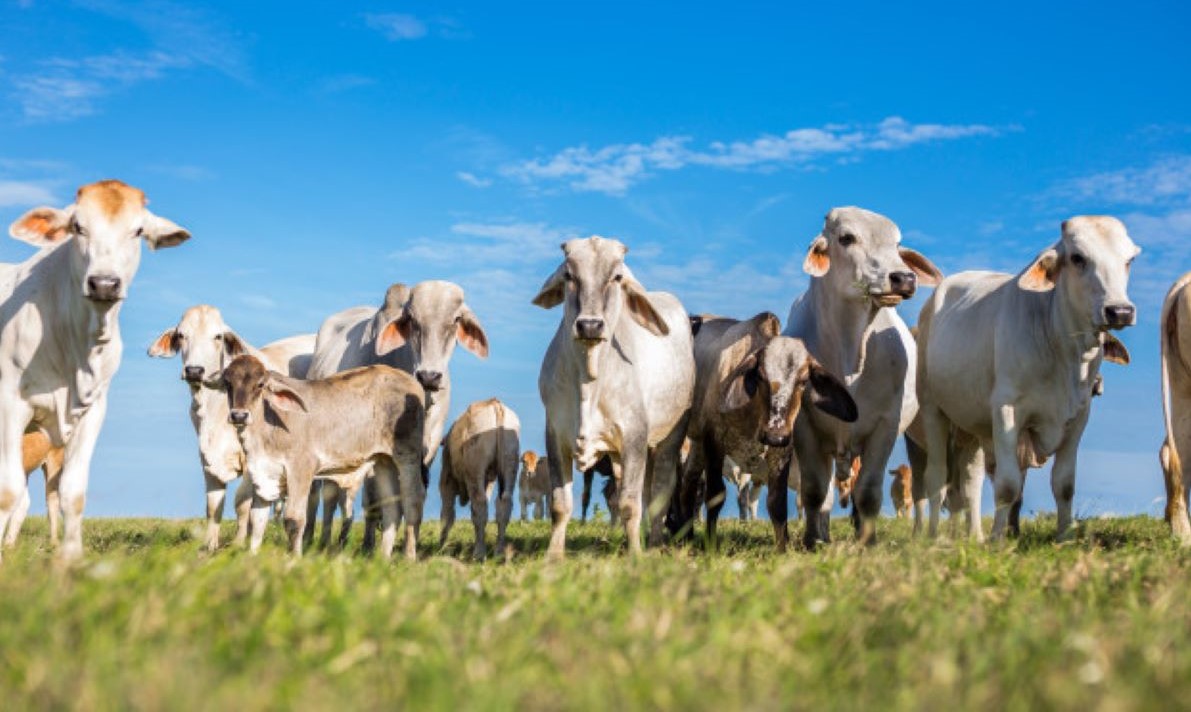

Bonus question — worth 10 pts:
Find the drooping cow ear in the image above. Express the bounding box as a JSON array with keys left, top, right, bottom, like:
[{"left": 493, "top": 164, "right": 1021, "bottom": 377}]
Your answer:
[
  {"left": 10, "top": 207, "right": 72, "bottom": 247},
  {"left": 222, "top": 331, "right": 247, "bottom": 358},
  {"left": 142, "top": 211, "right": 191, "bottom": 250},
  {"left": 148, "top": 327, "right": 180, "bottom": 358},
  {"left": 622, "top": 276, "right": 669, "bottom": 336},
  {"left": 1019, "top": 246, "right": 1061, "bottom": 292},
  {"left": 749, "top": 311, "right": 781, "bottom": 339},
  {"left": 899, "top": 247, "right": 943, "bottom": 287},
  {"left": 532, "top": 264, "right": 567, "bottom": 309},
  {"left": 1102, "top": 332, "right": 1130, "bottom": 365},
  {"left": 265, "top": 377, "right": 308, "bottom": 413},
  {"left": 375, "top": 313, "right": 411, "bottom": 356},
  {"left": 808, "top": 361, "right": 858, "bottom": 423},
  {"left": 720, "top": 352, "right": 761, "bottom": 413},
  {"left": 803, "top": 235, "right": 830, "bottom": 277},
  {"left": 457, "top": 306, "right": 489, "bottom": 359}
]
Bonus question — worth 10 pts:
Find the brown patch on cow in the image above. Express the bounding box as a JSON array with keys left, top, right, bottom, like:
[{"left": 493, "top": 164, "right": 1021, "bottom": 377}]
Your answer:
[
  {"left": 76, "top": 180, "right": 146, "bottom": 219},
  {"left": 803, "top": 236, "right": 830, "bottom": 276},
  {"left": 22, "top": 431, "right": 55, "bottom": 473},
  {"left": 16, "top": 210, "right": 70, "bottom": 243},
  {"left": 888, "top": 464, "right": 913, "bottom": 517}
]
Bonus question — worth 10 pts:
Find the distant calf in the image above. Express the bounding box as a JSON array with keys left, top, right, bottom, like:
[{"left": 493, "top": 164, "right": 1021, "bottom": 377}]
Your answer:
[
  {"left": 439, "top": 399, "right": 520, "bottom": 559},
  {"left": 149, "top": 304, "right": 314, "bottom": 551},
  {"left": 518, "top": 451, "right": 551, "bottom": 521},
  {"left": 219, "top": 355, "right": 424, "bottom": 559},
  {"left": 888, "top": 464, "right": 912, "bottom": 518}
]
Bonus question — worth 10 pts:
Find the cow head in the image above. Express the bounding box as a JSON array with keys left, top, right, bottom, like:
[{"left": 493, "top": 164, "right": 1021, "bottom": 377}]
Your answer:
[
  {"left": 1019, "top": 216, "right": 1140, "bottom": 332},
  {"left": 533, "top": 236, "right": 668, "bottom": 372},
  {"left": 375, "top": 280, "right": 488, "bottom": 393},
  {"left": 889, "top": 464, "right": 913, "bottom": 502},
  {"left": 720, "top": 314, "right": 858, "bottom": 447},
  {"left": 521, "top": 450, "right": 540, "bottom": 478},
  {"left": 220, "top": 354, "right": 306, "bottom": 429},
  {"left": 803, "top": 207, "right": 941, "bottom": 308},
  {"left": 9, "top": 180, "right": 190, "bottom": 306},
  {"left": 148, "top": 305, "right": 248, "bottom": 387}
]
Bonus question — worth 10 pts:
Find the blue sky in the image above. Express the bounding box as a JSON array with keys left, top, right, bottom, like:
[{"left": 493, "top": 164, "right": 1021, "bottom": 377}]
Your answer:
[{"left": 1, "top": 1, "right": 1190, "bottom": 521}]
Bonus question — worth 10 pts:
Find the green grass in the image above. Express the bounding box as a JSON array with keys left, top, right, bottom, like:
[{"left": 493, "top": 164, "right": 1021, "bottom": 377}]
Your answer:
[{"left": 2, "top": 514, "right": 1191, "bottom": 711}]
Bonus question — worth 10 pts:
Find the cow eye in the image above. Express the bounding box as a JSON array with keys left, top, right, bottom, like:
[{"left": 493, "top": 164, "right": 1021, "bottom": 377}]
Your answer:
[
  {"left": 612, "top": 273, "right": 624, "bottom": 283},
  {"left": 838, "top": 233, "right": 856, "bottom": 247},
  {"left": 1071, "top": 253, "right": 1087, "bottom": 268},
  {"left": 134, "top": 227, "right": 144, "bottom": 238},
  {"left": 72, "top": 221, "right": 87, "bottom": 238},
  {"left": 564, "top": 271, "right": 574, "bottom": 282},
  {"left": 215, "top": 334, "right": 223, "bottom": 341}
]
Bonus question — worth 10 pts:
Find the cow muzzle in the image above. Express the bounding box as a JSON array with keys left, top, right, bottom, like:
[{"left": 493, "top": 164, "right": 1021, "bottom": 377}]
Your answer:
[
  {"left": 1102, "top": 304, "right": 1136, "bottom": 330},
  {"left": 889, "top": 271, "right": 917, "bottom": 298},
  {"left": 415, "top": 370, "right": 443, "bottom": 392},
  {"left": 229, "top": 410, "right": 251, "bottom": 427},
  {"left": 574, "top": 317, "right": 606, "bottom": 342},
  {"left": 183, "top": 365, "right": 205, "bottom": 383},
  {"left": 85, "top": 275, "right": 123, "bottom": 303}
]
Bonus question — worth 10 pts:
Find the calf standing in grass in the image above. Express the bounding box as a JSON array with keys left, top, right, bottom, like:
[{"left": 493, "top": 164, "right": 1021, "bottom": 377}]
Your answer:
[
  {"left": 889, "top": 464, "right": 913, "bottom": 518},
  {"left": 676, "top": 312, "right": 856, "bottom": 549},
  {"left": 149, "top": 305, "right": 315, "bottom": 551},
  {"left": 219, "top": 355, "right": 424, "bottom": 559},
  {"left": 535, "top": 236, "right": 695, "bottom": 558},
  {"left": 518, "top": 451, "right": 551, "bottom": 521},
  {"left": 439, "top": 399, "right": 520, "bottom": 559}
]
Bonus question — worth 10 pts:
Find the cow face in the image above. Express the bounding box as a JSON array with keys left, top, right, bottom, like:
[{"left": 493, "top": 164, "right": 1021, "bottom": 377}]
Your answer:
[
  {"left": 220, "top": 355, "right": 306, "bottom": 428},
  {"left": 376, "top": 281, "right": 488, "bottom": 393},
  {"left": 720, "top": 321, "right": 858, "bottom": 447},
  {"left": 9, "top": 180, "right": 190, "bottom": 306},
  {"left": 148, "top": 305, "right": 248, "bottom": 386},
  {"left": 803, "top": 207, "right": 941, "bottom": 307},
  {"left": 1019, "top": 216, "right": 1140, "bottom": 331},
  {"left": 520, "top": 451, "right": 540, "bottom": 479},
  {"left": 533, "top": 236, "right": 669, "bottom": 355}
]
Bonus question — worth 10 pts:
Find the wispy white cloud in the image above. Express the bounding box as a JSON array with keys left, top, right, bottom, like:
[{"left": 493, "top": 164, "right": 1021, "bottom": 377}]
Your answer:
[
  {"left": 363, "top": 13, "right": 464, "bottom": 41},
  {"left": 240, "top": 294, "right": 277, "bottom": 311},
  {"left": 1058, "top": 155, "right": 1191, "bottom": 207},
  {"left": 0, "top": 180, "right": 58, "bottom": 207},
  {"left": 0, "top": 158, "right": 68, "bottom": 207},
  {"left": 456, "top": 171, "right": 492, "bottom": 188},
  {"left": 399, "top": 221, "right": 578, "bottom": 266},
  {"left": 498, "top": 117, "right": 1008, "bottom": 195}
]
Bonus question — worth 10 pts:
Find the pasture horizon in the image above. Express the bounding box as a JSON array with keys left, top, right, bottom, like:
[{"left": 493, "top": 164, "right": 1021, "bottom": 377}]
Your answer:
[{"left": 0, "top": 1, "right": 1187, "bottom": 521}]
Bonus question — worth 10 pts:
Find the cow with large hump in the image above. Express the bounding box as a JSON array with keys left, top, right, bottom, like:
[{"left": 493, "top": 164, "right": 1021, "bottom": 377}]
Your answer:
[
  {"left": 675, "top": 311, "right": 857, "bottom": 549},
  {"left": 534, "top": 236, "right": 695, "bottom": 558},
  {"left": 148, "top": 305, "right": 315, "bottom": 551},
  {"left": 218, "top": 354, "right": 425, "bottom": 558},
  {"left": 0, "top": 180, "right": 190, "bottom": 561},
  {"left": 438, "top": 399, "right": 520, "bottom": 559},
  {"left": 783, "top": 207, "right": 942, "bottom": 548},
  {"left": 305, "top": 280, "right": 489, "bottom": 550},
  {"left": 916, "top": 216, "right": 1139, "bottom": 541}
]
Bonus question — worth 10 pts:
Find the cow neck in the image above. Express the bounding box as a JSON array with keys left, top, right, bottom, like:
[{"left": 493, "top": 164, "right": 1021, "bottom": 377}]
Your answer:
[
  {"left": 1045, "top": 279, "right": 1102, "bottom": 388},
  {"left": 805, "top": 278, "right": 876, "bottom": 383},
  {"left": 570, "top": 338, "right": 609, "bottom": 469},
  {"left": 46, "top": 245, "right": 122, "bottom": 417}
]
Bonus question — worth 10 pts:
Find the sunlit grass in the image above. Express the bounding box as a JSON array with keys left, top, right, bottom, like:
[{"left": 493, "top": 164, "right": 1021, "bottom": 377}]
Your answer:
[{"left": 1, "top": 515, "right": 1189, "bottom": 710}]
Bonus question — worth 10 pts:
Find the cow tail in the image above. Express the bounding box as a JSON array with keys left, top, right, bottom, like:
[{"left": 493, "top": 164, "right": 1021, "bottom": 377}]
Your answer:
[{"left": 494, "top": 401, "right": 512, "bottom": 500}]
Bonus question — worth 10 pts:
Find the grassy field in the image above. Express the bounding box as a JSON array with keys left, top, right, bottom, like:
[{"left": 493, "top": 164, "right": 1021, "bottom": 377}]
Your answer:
[{"left": 2, "top": 515, "right": 1190, "bottom": 711}]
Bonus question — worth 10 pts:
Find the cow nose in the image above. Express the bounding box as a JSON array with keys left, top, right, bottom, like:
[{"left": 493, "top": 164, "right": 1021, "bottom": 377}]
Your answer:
[
  {"left": 183, "top": 365, "right": 205, "bottom": 382},
  {"left": 416, "top": 370, "right": 443, "bottom": 391},
  {"left": 86, "top": 275, "right": 122, "bottom": 301},
  {"left": 229, "top": 410, "right": 250, "bottom": 426},
  {"left": 575, "top": 318, "right": 605, "bottom": 341},
  {"left": 1103, "top": 304, "right": 1135, "bottom": 329},
  {"left": 889, "top": 271, "right": 917, "bottom": 297}
]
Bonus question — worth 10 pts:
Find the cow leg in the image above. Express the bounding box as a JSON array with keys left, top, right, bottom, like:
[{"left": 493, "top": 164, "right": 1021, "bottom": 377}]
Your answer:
[
  {"left": 468, "top": 479, "right": 489, "bottom": 561},
  {"left": 394, "top": 447, "right": 424, "bottom": 561},
  {"left": 904, "top": 434, "right": 927, "bottom": 534},
  {"left": 57, "top": 395, "right": 108, "bottom": 562},
  {"left": 317, "top": 481, "right": 339, "bottom": 550},
  {"left": 203, "top": 472, "right": 229, "bottom": 552},
  {"left": 283, "top": 472, "right": 314, "bottom": 556},
  {"left": 495, "top": 469, "right": 514, "bottom": 557},
  {"left": 359, "top": 463, "right": 380, "bottom": 554},
  {"left": 44, "top": 452, "right": 63, "bottom": 547},
  {"left": 580, "top": 469, "right": 594, "bottom": 523},
  {"left": 248, "top": 494, "right": 272, "bottom": 554},
  {"left": 337, "top": 481, "right": 360, "bottom": 550},
  {"left": 672, "top": 437, "right": 706, "bottom": 542},
  {"left": 618, "top": 431, "right": 651, "bottom": 557},
  {"left": 1163, "top": 434, "right": 1191, "bottom": 541},
  {"left": 544, "top": 429, "right": 574, "bottom": 561},
  {"left": 646, "top": 424, "right": 685, "bottom": 548},
  {"left": 4, "top": 487, "right": 30, "bottom": 548},
  {"left": 920, "top": 402, "right": 952, "bottom": 538},
  {"left": 0, "top": 401, "right": 33, "bottom": 561},
  {"left": 1051, "top": 405, "right": 1090, "bottom": 541},
  {"left": 302, "top": 479, "right": 322, "bottom": 550},
  {"left": 369, "top": 460, "right": 401, "bottom": 560},
  {"left": 1007, "top": 482, "right": 1025, "bottom": 538},
  {"left": 956, "top": 443, "right": 986, "bottom": 542},
  {"left": 990, "top": 403, "right": 1025, "bottom": 541},
  {"left": 230, "top": 476, "right": 252, "bottom": 545},
  {"left": 767, "top": 457, "right": 791, "bottom": 552},
  {"left": 855, "top": 425, "right": 896, "bottom": 545},
  {"left": 702, "top": 437, "right": 727, "bottom": 550},
  {"left": 748, "top": 482, "right": 762, "bottom": 521},
  {"left": 439, "top": 473, "right": 458, "bottom": 549}
]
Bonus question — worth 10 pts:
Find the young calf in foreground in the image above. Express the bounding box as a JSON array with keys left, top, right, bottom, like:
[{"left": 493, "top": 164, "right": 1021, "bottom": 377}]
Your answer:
[
  {"left": 439, "top": 399, "right": 520, "bottom": 559},
  {"left": 219, "top": 355, "right": 425, "bottom": 559}
]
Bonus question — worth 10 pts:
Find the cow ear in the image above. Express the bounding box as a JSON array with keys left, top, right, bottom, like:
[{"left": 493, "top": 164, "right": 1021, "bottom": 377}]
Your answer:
[
  {"left": 142, "top": 211, "right": 191, "bottom": 250},
  {"left": 750, "top": 311, "right": 781, "bottom": 339},
  {"left": 266, "top": 378, "right": 308, "bottom": 413},
  {"left": 803, "top": 235, "right": 830, "bottom": 277},
  {"left": 1019, "top": 246, "right": 1060, "bottom": 292},
  {"left": 1102, "top": 332, "right": 1130, "bottom": 365},
  {"left": 376, "top": 313, "right": 410, "bottom": 356},
  {"left": 720, "top": 352, "right": 761, "bottom": 413},
  {"left": 899, "top": 247, "right": 943, "bottom": 287},
  {"left": 622, "top": 276, "right": 669, "bottom": 336},
  {"left": 10, "top": 207, "right": 71, "bottom": 247},
  {"left": 148, "top": 328, "right": 179, "bottom": 357},
  {"left": 456, "top": 306, "right": 489, "bottom": 359},
  {"left": 222, "top": 331, "right": 247, "bottom": 358},
  {"left": 808, "top": 362, "right": 858, "bottom": 423},
  {"left": 532, "top": 264, "right": 567, "bottom": 309}
]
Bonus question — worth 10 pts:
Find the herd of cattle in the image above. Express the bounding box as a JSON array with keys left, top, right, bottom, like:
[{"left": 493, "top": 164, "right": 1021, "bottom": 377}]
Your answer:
[{"left": 5, "top": 179, "right": 1191, "bottom": 563}]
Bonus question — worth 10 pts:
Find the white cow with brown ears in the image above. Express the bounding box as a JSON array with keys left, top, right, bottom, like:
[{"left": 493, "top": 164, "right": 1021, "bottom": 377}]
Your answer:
[
  {"left": 0, "top": 180, "right": 190, "bottom": 561},
  {"left": 149, "top": 305, "right": 315, "bottom": 551},
  {"left": 534, "top": 236, "right": 695, "bottom": 558},
  {"left": 784, "top": 207, "right": 942, "bottom": 548},
  {"left": 917, "top": 216, "right": 1138, "bottom": 541}
]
